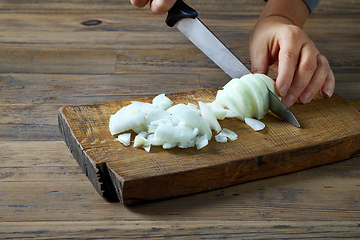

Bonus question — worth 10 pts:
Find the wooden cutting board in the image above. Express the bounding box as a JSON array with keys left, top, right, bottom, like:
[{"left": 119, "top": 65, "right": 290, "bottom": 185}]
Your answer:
[{"left": 58, "top": 89, "right": 360, "bottom": 205}]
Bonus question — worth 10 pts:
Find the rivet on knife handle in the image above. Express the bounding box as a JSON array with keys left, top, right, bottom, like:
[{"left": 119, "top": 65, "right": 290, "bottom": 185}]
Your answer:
[{"left": 166, "top": 0, "right": 198, "bottom": 27}]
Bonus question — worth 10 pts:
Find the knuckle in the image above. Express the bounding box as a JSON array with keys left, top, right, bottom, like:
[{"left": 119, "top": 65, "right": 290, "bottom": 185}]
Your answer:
[
  {"left": 301, "top": 57, "right": 317, "bottom": 72},
  {"left": 317, "top": 54, "right": 331, "bottom": 70}
]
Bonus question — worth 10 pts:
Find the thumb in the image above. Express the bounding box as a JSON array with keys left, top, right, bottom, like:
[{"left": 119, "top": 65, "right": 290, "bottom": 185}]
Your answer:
[{"left": 150, "top": 0, "right": 177, "bottom": 14}]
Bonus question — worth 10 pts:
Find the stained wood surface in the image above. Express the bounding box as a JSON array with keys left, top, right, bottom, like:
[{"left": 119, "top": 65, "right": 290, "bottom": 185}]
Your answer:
[{"left": 1, "top": 0, "right": 360, "bottom": 238}]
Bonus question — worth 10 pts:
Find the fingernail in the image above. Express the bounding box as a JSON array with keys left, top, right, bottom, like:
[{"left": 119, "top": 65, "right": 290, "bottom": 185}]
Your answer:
[
  {"left": 300, "top": 92, "right": 312, "bottom": 104},
  {"left": 283, "top": 94, "right": 296, "bottom": 107},
  {"left": 324, "top": 89, "right": 333, "bottom": 98},
  {"left": 279, "top": 86, "right": 287, "bottom": 97}
]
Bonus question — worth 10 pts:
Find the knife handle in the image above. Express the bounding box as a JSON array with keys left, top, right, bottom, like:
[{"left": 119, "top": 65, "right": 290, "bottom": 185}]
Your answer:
[{"left": 166, "top": 0, "right": 198, "bottom": 27}]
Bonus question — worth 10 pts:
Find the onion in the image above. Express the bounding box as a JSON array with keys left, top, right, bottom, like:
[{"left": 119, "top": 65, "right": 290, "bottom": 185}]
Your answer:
[
  {"left": 109, "top": 103, "right": 146, "bottom": 135},
  {"left": 214, "top": 134, "right": 227, "bottom": 143},
  {"left": 109, "top": 74, "right": 276, "bottom": 152},
  {"left": 117, "top": 133, "right": 131, "bottom": 146},
  {"left": 152, "top": 93, "right": 172, "bottom": 110},
  {"left": 195, "top": 135, "right": 209, "bottom": 150},
  {"left": 206, "top": 101, "right": 227, "bottom": 120},
  {"left": 163, "top": 142, "right": 178, "bottom": 149},
  {"left": 167, "top": 104, "right": 212, "bottom": 140},
  {"left": 217, "top": 73, "right": 278, "bottom": 120},
  {"left": 215, "top": 128, "right": 238, "bottom": 142},
  {"left": 244, "top": 117, "right": 265, "bottom": 131},
  {"left": 147, "top": 134, "right": 164, "bottom": 146},
  {"left": 154, "top": 122, "right": 199, "bottom": 143},
  {"left": 133, "top": 131, "right": 148, "bottom": 148},
  {"left": 216, "top": 89, "right": 245, "bottom": 120},
  {"left": 199, "top": 101, "right": 221, "bottom": 133}
]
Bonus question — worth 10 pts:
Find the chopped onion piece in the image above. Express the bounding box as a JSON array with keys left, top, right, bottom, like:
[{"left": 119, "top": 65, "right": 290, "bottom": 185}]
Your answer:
[
  {"left": 195, "top": 135, "right": 209, "bottom": 150},
  {"left": 117, "top": 133, "right": 131, "bottom": 146},
  {"left": 245, "top": 117, "right": 265, "bottom": 131},
  {"left": 146, "top": 108, "right": 172, "bottom": 124},
  {"left": 178, "top": 139, "right": 195, "bottom": 148},
  {"left": 199, "top": 101, "right": 221, "bottom": 133},
  {"left": 168, "top": 104, "right": 212, "bottom": 140},
  {"left": 147, "top": 134, "right": 164, "bottom": 146},
  {"left": 215, "top": 128, "right": 238, "bottom": 142},
  {"left": 152, "top": 94, "right": 172, "bottom": 110},
  {"left": 109, "top": 104, "right": 146, "bottom": 135},
  {"left": 144, "top": 145, "right": 151, "bottom": 152},
  {"left": 133, "top": 131, "right": 148, "bottom": 148},
  {"left": 214, "top": 134, "right": 227, "bottom": 143},
  {"left": 154, "top": 122, "right": 199, "bottom": 143},
  {"left": 131, "top": 101, "right": 155, "bottom": 115},
  {"left": 163, "top": 142, "right": 178, "bottom": 149}
]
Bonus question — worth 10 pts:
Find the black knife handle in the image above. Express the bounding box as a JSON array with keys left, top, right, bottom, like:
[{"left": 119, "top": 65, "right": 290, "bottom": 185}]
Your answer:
[{"left": 166, "top": 0, "right": 198, "bottom": 27}]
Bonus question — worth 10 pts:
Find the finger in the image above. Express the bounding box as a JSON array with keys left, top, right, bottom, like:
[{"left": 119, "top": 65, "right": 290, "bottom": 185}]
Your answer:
[
  {"left": 250, "top": 39, "right": 271, "bottom": 75},
  {"left": 299, "top": 54, "right": 330, "bottom": 104},
  {"left": 276, "top": 29, "right": 302, "bottom": 98},
  {"left": 150, "top": 0, "right": 177, "bottom": 14},
  {"left": 282, "top": 42, "right": 318, "bottom": 106},
  {"left": 320, "top": 68, "right": 335, "bottom": 99},
  {"left": 130, "top": 0, "right": 150, "bottom": 8}
]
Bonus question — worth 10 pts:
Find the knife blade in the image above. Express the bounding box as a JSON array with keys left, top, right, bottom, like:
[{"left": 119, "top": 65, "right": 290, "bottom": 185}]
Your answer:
[{"left": 166, "top": 0, "right": 300, "bottom": 127}]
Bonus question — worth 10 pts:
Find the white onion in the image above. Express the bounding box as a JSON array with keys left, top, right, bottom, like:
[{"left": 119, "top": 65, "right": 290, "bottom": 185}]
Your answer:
[
  {"left": 215, "top": 128, "right": 238, "bottom": 142},
  {"left": 109, "top": 74, "right": 276, "bottom": 152},
  {"left": 163, "top": 142, "right": 178, "bottom": 149},
  {"left": 217, "top": 73, "right": 278, "bottom": 120},
  {"left": 154, "top": 122, "right": 199, "bottom": 143},
  {"left": 167, "top": 104, "right": 212, "bottom": 140},
  {"left": 133, "top": 131, "right": 148, "bottom": 148},
  {"left": 109, "top": 103, "right": 146, "bottom": 135},
  {"left": 178, "top": 139, "right": 196, "bottom": 149},
  {"left": 199, "top": 101, "right": 221, "bottom": 133},
  {"left": 147, "top": 134, "right": 164, "bottom": 146},
  {"left": 195, "top": 135, "right": 209, "bottom": 150},
  {"left": 206, "top": 101, "right": 227, "bottom": 120},
  {"left": 117, "top": 133, "right": 131, "bottom": 146},
  {"left": 216, "top": 89, "right": 245, "bottom": 120},
  {"left": 214, "top": 134, "right": 227, "bottom": 143},
  {"left": 152, "top": 93, "right": 172, "bottom": 110},
  {"left": 244, "top": 117, "right": 265, "bottom": 131}
]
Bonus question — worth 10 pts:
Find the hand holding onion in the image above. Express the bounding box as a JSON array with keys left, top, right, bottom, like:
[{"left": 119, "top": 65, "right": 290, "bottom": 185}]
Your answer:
[{"left": 249, "top": 0, "right": 335, "bottom": 107}]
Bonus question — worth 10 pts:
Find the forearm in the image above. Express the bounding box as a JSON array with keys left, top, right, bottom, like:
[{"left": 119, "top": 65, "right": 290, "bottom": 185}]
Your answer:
[{"left": 260, "top": 0, "right": 311, "bottom": 28}]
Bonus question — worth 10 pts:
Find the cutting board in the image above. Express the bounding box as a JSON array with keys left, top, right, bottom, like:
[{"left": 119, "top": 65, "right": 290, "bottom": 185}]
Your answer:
[{"left": 58, "top": 89, "right": 360, "bottom": 205}]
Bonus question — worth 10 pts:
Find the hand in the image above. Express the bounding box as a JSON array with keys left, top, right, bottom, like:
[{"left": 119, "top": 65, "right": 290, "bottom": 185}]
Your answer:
[
  {"left": 249, "top": 0, "right": 335, "bottom": 107},
  {"left": 250, "top": 15, "right": 335, "bottom": 107},
  {"left": 130, "top": 0, "right": 177, "bottom": 14}
]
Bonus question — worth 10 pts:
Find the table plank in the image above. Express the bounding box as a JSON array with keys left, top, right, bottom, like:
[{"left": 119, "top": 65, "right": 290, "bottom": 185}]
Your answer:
[{"left": 1, "top": 142, "right": 359, "bottom": 222}]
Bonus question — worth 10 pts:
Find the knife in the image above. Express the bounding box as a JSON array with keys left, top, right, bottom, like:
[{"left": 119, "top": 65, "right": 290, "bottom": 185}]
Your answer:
[{"left": 165, "top": 0, "right": 300, "bottom": 127}]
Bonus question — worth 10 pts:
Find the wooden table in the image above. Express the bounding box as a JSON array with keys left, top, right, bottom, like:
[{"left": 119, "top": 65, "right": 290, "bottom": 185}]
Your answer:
[{"left": 1, "top": 0, "right": 359, "bottom": 238}]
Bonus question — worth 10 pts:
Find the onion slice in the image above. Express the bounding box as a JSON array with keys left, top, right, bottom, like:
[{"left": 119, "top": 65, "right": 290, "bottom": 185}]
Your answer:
[
  {"left": 244, "top": 117, "right": 265, "bottom": 131},
  {"left": 199, "top": 101, "right": 222, "bottom": 133}
]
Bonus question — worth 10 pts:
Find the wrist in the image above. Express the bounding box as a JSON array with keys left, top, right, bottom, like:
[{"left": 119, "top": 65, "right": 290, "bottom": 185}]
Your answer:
[{"left": 260, "top": 0, "right": 310, "bottom": 28}]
